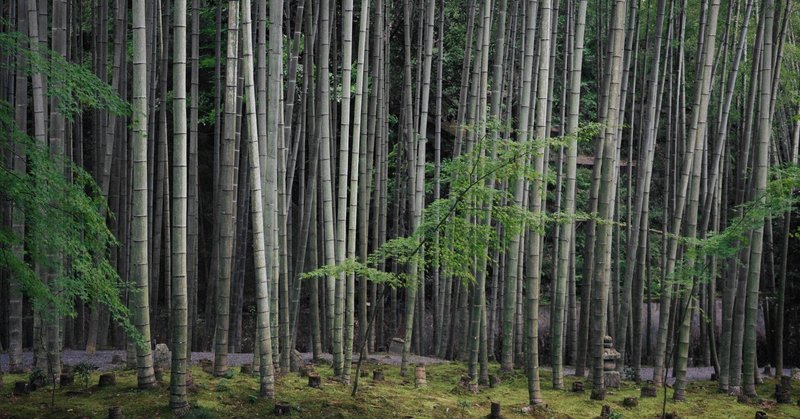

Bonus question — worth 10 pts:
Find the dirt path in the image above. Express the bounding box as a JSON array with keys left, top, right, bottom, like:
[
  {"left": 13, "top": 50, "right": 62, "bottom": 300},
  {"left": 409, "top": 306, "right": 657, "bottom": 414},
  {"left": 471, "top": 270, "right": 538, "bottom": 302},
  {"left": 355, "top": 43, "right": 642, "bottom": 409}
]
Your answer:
[{"left": 2, "top": 350, "right": 792, "bottom": 384}]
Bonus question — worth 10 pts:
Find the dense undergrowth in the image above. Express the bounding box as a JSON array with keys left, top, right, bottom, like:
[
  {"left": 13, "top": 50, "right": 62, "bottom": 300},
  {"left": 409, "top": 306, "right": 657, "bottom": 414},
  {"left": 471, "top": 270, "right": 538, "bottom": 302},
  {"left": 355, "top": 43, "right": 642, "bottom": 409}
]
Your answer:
[{"left": 2, "top": 361, "right": 799, "bottom": 418}]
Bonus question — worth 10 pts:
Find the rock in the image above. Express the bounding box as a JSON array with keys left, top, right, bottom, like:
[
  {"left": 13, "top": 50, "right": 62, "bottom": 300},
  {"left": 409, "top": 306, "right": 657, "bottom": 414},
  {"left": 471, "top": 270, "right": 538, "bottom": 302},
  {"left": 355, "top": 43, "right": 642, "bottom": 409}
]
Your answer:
[
  {"left": 154, "top": 366, "right": 164, "bottom": 383},
  {"left": 622, "top": 397, "right": 638, "bottom": 408},
  {"left": 112, "top": 354, "right": 125, "bottom": 364},
  {"left": 154, "top": 343, "right": 171, "bottom": 370},
  {"left": 99, "top": 373, "right": 116, "bottom": 387},
  {"left": 292, "top": 350, "right": 303, "bottom": 368},
  {"left": 388, "top": 338, "right": 404, "bottom": 354},
  {"left": 791, "top": 368, "right": 800, "bottom": 381}
]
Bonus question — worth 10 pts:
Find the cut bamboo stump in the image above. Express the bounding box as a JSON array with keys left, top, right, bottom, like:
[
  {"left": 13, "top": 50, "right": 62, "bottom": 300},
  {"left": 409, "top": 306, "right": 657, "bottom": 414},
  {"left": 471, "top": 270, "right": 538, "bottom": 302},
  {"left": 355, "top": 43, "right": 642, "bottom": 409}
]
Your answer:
[
  {"left": 600, "top": 405, "right": 612, "bottom": 418},
  {"left": 755, "top": 411, "right": 768, "bottom": 419},
  {"left": 641, "top": 383, "right": 657, "bottom": 398},
  {"left": 776, "top": 376, "right": 792, "bottom": 404},
  {"left": 13, "top": 381, "right": 30, "bottom": 395},
  {"left": 274, "top": 401, "right": 291, "bottom": 416},
  {"left": 591, "top": 388, "right": 606, "bottom": 401},
  {"left": 572, "top": 381, "right": 584, "bottom": 393},
  {"left": 308, "top": 372, "right": 321, "bottom": 388},
  {"left": 60, "top": 374, "right": 75, "bottom": 386},
  {"left": 489, "top": 402, "right": 502, "bottom": 419},
  {"left": 623, "top": 397, "right": 638, "bottom": 407},
  {"left": 240, "top": 364, "right": 252, "bottom": 375},
  {"left": 108, "top": 406, "right": 122, "bottom": 419},
  {"left": 489, "top": 374, "right": 501, "bottom": 388},
  {"left": 99, "top": 373, "right": 116, "bottom": 387},
  {"left": 373, "top": 370, "right": 385, "bottom": 382},
  {"left": 414, "top": 365, "right": 427, "bottom": 388}
]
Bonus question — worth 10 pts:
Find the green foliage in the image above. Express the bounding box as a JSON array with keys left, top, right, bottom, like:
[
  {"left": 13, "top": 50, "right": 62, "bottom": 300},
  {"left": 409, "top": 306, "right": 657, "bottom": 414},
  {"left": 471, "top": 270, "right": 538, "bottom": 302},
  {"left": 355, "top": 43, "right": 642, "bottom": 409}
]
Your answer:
[
  {"left": 302, "top": 122, "right": 603, "bottom": 287},
  {"left": 668, "top": 164, "right": 800, "bottom": 293},
  {"left": 73, "top": 362, "right": 98, "bottom": 389},
  {"left": 0, "top": 28, "right": 129, "bottom": 119},
  {"left": 0, "top": 28, "right": 139, "bottom": 345}
]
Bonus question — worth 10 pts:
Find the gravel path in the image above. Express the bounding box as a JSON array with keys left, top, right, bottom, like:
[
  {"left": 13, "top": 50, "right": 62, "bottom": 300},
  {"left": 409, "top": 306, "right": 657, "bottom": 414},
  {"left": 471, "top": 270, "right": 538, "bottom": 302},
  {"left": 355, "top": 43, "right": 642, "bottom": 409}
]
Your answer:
[
  {"left": 2, "top": 351, "right": 792, "bottom": 384},
  {"left": 0, "top": 350, "right": 447, "bottom": 372}
]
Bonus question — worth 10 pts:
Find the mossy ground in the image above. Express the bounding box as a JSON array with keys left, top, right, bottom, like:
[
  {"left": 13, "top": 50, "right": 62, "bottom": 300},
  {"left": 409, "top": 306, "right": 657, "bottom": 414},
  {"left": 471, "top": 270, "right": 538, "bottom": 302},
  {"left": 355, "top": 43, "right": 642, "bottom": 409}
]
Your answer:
[{"left": 1, "top": 361, "right": 799, "bottom": 418}]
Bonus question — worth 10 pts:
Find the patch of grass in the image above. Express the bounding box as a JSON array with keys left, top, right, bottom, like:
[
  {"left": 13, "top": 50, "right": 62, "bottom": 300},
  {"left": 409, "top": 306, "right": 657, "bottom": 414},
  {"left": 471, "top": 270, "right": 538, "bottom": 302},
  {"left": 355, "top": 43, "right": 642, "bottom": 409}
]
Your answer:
[{"left": 1, "top": 361, "right": 799, "bottom": 418}]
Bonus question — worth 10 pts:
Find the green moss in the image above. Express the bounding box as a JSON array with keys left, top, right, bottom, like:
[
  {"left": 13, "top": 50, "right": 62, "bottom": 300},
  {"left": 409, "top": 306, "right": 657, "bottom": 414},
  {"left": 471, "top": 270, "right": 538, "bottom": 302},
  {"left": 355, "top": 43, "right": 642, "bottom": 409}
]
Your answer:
[{"left": 1, "top": 362, "right": 798, "bottom": 418}]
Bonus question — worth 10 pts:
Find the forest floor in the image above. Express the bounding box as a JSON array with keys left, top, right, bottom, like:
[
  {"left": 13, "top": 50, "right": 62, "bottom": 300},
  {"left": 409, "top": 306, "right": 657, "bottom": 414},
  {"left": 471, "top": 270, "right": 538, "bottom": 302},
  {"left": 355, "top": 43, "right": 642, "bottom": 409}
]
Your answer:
[{"left": 1, "top": 351, "right": 800, "bottom": 418}]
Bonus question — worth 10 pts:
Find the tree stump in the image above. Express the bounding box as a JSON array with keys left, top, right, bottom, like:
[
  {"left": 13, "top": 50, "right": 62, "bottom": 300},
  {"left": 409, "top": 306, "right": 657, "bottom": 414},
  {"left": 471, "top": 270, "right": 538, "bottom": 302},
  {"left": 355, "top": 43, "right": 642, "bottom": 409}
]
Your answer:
[
  {"left": 763, "top": 365, "right": 772, "bottom": 377},
  {"left": 489, "top": 374, "right": 501, "bottom": 388},
  {"left": 274, "top": 401, "right": 292, "bottom": 416},
  {"left": 108, "top": 406, "right": 122, "bottom": 419},
  {"left": 99, "top": 373, "right": 116, "bottom": 387},
  {"left": 641, "top": 383, "right": 658, "bottom": 398},
  {"left": 776, "top": 376, "right": 792, "bottom": 404},
  {"left": 489, "top": 402, "right": 502, "bottom": 419},
  {"left": 600, "top": 405, "right": 612, "bottom": 418},
  {"left": 13, "top": 381, "right": 30, "bottom": 395},
  {"left": 414, "top": 365, "right": 427, "bottom": 388},
  {"left": 373, "top": 370, "right": 385, "bottom": 382},
  {"left": 591, "top": 388, "right": 606, "bottom": 401},
  {"left": 60, "top": 374, "right": 75, "bottom": 386},
  {"left": 360, "top": 369, "right": 369, "bottom": 378},
  {"left": 308, "top": 372, "right": 321, "bottom": 388},
  {"left": 456, "top": 375, "right": 479, "bottom": 394},
  {"left": 663, "top": 412, "right": 680, "bottom": 419},
  {"left": 299, "top": 363, "right": 313, "bottom": 377},
  {"left": 572, "top": 381, "right": 585, "bottom": 393},
  {"left": 755, "top": 412, "right": 768, "bottom": 419},
  {"left": 623, "top": 397, "right": 638, "bottom": 407}
]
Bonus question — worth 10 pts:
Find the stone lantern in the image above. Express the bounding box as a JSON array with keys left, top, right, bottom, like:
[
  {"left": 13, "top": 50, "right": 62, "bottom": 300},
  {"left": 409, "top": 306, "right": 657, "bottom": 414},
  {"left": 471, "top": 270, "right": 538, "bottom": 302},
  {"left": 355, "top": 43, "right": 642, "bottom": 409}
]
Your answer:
[{"left": 603, "top": 335, "right": 621, "bottom": 388}]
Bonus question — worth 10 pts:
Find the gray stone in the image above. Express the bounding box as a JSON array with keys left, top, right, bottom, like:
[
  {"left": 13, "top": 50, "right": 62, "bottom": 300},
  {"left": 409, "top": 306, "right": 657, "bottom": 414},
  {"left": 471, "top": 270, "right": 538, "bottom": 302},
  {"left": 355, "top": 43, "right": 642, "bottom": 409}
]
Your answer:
[
  {"left": 604, "top": 371, "right": 621, "bottom": 389},
  {"left": 388, "top": 338, "right": 404, "bottom": 354},
  {"left": 791, "top": 368, "right": 800, "bottom": 381},
  {"left": 154, "top": 343, "right": 171, "bottom": 370}
]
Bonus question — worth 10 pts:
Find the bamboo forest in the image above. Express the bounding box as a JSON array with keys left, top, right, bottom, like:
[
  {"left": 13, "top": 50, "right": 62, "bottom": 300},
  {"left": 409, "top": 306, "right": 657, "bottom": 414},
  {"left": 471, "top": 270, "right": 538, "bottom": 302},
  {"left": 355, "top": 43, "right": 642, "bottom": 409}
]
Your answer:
[{"left": 1, "top": 0, "right": 800, "bottom": 417}]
